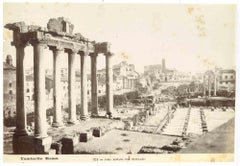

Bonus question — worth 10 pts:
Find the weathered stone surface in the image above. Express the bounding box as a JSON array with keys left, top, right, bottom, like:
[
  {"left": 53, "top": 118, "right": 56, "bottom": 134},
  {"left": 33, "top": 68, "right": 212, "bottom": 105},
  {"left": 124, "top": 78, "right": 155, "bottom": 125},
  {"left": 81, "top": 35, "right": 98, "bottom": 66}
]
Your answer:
[
  {"left": 50, "top": 142, "right": 62, "bottom": 154},
  {"left": 161, "top": 144, "right": 182, "bottom": 152},
  {"left": 61, "top": 136, "right": 78, "bottom": 154},
  {"left": 124, "top": 120, "right": 133, "bottom": 130},
  {"left": 79, "top": 133, "right": 88, "bottom": 142},
  {"left": 13, "top": 135, "right": 35, "bottom": 154},
  {"left": 74, "top": 33, "right": 87, "bottom": 41},
  {"left": 92, "top": 128, "right": 101, "bottom": 137},
  {"left": 47, "top": 17, "right": 74, "bottom": 35},
  {"left": 95, "top": 42, "right": 111, "bottom": 54},
  {"left": 34, "top": 136, "right": 52, "bottom": 154},
  {"left": 48, "top": 149, "right": 56, "bottom": 155},
  {"left": 138, "top": 146, "right": 167, "bottom": 154},
  {"left": 5, "top": 22, "right": 28, "bottom": 33}
]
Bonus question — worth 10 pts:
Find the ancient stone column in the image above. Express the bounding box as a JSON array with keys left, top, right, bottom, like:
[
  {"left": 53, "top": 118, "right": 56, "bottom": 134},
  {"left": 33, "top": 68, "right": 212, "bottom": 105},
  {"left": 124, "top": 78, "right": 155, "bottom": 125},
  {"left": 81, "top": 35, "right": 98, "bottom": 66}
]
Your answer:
[
  {"left": 68, "top": 49, "right": 77, "bottom": 123},
  {"left": 51, "top": 46, "right": 63, "bottom": 127},
  {"left": 208, "top": 77, "right": 211, "bottom": 98},
  {"left": 105, "top": 52, "right": 114, "bottom": 116},
  {"left": 203, "top": 76, "right": 206, "bottom": 97},
  {"left": 90, "top": 53, "right": 98, "bottom": 117},
  {"left": 214, "top": 74, "right": 217, "bottom": 96},
  {"left": 14, "top": 43, "right": 28, "bottom": 137},
  {"left": 80, "top": 52, "right": 88, "bottom": 120},
  {"left": 33, "top": 41, "right": 48, "bottom": 138}
]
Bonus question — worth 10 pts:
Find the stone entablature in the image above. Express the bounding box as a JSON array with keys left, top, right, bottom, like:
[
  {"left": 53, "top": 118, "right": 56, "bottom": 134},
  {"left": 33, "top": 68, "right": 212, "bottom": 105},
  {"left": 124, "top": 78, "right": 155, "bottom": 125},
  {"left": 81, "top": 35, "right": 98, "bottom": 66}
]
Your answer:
[{"left": 5, "top": 17, "right": 112, "bottom": 55}]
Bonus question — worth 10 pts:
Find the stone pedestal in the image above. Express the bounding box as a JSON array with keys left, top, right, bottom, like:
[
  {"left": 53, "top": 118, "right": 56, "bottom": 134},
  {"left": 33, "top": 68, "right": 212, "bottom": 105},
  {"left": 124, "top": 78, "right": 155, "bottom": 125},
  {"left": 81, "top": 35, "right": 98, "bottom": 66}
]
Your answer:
[
  {"left": 79, "top": 133, "right": 88, "bottom": 142},
  {"left": 61, "top": 136, "right": 78, "bottom": 154},
  {"left": 92, "top": 128, "right": 101, "bottom": 137},
  {"left": 34, "top": 136, "right": 52, "bottom": 154},
  {"left": 12, "top": 135, "right": 35, "bottom": 154},
  {"left": 12, "top": 135, "right": 52, "bottom": 154}
]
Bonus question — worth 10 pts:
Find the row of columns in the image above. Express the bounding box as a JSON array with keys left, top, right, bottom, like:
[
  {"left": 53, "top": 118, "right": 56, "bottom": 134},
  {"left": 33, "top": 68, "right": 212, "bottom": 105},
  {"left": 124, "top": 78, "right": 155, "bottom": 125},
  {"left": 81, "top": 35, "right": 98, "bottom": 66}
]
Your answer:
[
  {"left": 14, "top": 41, "right": 114, "bottom": 138},
  {"left": 203, "top": 74, "right": 217, "bottom": 98}
]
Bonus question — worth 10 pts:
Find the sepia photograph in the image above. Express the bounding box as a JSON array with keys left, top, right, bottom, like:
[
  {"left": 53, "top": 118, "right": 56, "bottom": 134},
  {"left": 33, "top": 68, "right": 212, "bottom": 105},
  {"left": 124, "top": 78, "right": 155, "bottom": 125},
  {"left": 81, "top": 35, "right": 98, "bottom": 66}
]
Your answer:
[{"left": 2, "top": 1, "right": 239, "bottom": 164}]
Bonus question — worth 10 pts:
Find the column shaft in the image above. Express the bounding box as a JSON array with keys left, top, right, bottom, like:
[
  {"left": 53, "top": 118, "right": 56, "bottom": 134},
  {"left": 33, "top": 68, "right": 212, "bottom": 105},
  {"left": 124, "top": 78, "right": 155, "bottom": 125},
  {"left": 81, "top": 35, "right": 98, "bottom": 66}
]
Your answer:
[
  {"left": 106, "top": 54, "right": 113, "bottom": 115},
  {"left": 203, "top": 77, "right": 206, "bottom": 97},
  {"left": 208, "top": 77, "right": 211, "bottom": 97},
  {"left": 68, "top": 50, "right": 77, "bottom": 123},
  {"left": 33, "top": 42, "right": 47, "bottom": 138},
  {"left": 214, "top": 75, "right": 217, "bottom": 96},
  {"left": 15, "top": 44, "right": 28, "bottom": 136},
  {"left": 52, "top": 48, "right": 62, "bottom": 127},
  {"left": 90, "top": 54, "right": 98, "bottom": 116},
  {"left": 80, "top": 53, "right": 88, "bottom": 120}
]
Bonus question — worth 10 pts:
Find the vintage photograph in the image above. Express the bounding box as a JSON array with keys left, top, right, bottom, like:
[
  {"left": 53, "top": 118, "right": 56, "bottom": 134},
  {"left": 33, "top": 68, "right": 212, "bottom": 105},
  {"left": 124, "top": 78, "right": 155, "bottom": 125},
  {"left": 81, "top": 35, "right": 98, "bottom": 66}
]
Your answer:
[{"left": 3, "top": 2, "right": 237, "bottom": 163}]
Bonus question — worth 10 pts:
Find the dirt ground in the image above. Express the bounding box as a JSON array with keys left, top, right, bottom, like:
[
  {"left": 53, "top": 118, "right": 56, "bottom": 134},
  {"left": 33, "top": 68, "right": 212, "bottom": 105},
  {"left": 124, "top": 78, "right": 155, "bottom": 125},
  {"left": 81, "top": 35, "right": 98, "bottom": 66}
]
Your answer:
[
  {"left": 180, "top": 117, "right": 235, "bottom": 153},
  {"left": 74, "top": 129, "right": 176, "bottom": 154}
]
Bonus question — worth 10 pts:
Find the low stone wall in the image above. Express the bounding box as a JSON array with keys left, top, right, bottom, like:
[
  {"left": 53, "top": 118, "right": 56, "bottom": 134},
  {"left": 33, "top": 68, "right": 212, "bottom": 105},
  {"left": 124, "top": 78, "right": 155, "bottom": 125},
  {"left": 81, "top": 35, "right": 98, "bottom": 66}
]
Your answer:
[{"left": 190, "top": 98, "right": 235, "bottom": 107}]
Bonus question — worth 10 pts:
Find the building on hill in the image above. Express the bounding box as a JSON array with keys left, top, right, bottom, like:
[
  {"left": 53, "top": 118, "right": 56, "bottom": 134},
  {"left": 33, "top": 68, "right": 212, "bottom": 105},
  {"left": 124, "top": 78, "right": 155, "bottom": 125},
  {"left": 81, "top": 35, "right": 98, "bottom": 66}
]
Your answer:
[
  {"left": 97, "top": 61, "right": 140, "bottom": 94},
  {"left": 3, "top": 55, "right": 16, "bottom": 97},
  {"left": 3, "top": 55, "right": 16, "bottom": 117},
  {"left": 144, "top": 58, "right": 194, "bottom": 83}
]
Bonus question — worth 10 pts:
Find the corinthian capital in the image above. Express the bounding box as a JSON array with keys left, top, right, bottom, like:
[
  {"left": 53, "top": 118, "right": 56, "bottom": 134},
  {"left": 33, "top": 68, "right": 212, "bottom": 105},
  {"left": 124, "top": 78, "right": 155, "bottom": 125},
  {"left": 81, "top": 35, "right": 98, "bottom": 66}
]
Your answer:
[{"left": 30, "top": 39, "right": 48, "bottom": 49}]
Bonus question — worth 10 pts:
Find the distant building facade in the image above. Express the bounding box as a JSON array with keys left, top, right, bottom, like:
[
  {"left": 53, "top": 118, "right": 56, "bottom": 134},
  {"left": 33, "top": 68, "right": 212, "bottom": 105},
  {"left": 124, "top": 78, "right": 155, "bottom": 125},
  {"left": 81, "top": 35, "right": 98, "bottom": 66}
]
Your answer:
[
  {"left": 3, "top": 55, "right": 16, "bottom": 97},
  {"left": 144, "top": 58, "right": 193, "bottom": 83},
  {"left": 3, "top": 55, "right": 16, "bottom": 117},
  {"left": 97, "top": 61, "right": 139, "bottom": 94},
  {"left": 217, "top": 69, "right": 235, "bottom": 92}
]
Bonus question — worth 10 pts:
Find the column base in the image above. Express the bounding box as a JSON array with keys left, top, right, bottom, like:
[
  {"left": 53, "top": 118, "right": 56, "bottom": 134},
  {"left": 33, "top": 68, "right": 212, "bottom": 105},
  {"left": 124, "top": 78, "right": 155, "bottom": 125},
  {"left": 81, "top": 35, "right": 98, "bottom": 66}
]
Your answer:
[
  {"left": 14, "top": 128, "right": 28, "bottom": 137},
  {"left": 80, "top": 115, "right": 89, "bottom": 121},
  {"left": 52, "top": 122, "right": 63, "bottom": 128},
  {"left": 67, "top": 119, "right": 77, "bottom": 125},
  {"left": 90, "top": 113, "right": 99, "bottom": 118},
  {"left": 105, "top": 112, "right": 113, "bottom": 119}
]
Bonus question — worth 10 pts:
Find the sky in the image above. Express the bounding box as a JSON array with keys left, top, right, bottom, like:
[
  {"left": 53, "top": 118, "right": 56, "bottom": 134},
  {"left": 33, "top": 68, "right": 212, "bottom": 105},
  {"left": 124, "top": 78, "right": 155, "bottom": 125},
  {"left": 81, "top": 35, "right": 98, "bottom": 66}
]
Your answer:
[{"left": 3, "top": 3, "right": 237, "bottom": 73}]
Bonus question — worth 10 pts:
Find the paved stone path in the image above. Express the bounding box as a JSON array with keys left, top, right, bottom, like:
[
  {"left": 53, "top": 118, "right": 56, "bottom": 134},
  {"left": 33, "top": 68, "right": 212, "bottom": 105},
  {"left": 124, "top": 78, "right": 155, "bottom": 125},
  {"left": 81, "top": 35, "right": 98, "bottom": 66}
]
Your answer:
[
  {"left": 161, "top": 108, "right": 188, "bottom": 136},
  {"left": 187, "top": 108, "right": 202, "bottom": 135},
  {"left": 161, "top": 107, "right": 235, "bottom": 137}
]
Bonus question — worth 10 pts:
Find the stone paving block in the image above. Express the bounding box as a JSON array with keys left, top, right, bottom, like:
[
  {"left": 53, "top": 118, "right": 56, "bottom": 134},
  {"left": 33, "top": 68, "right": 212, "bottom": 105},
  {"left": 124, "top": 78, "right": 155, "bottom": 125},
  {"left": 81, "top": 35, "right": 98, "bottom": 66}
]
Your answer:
[
  {"left": 79, "top": 133, "right": 88, "bottom": 142},
  {"left": 92, "top": 128, "right": 101, "bottom": 137},
  {"left": 61, "top": 137, "right": 77, "bottom": 154}
]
